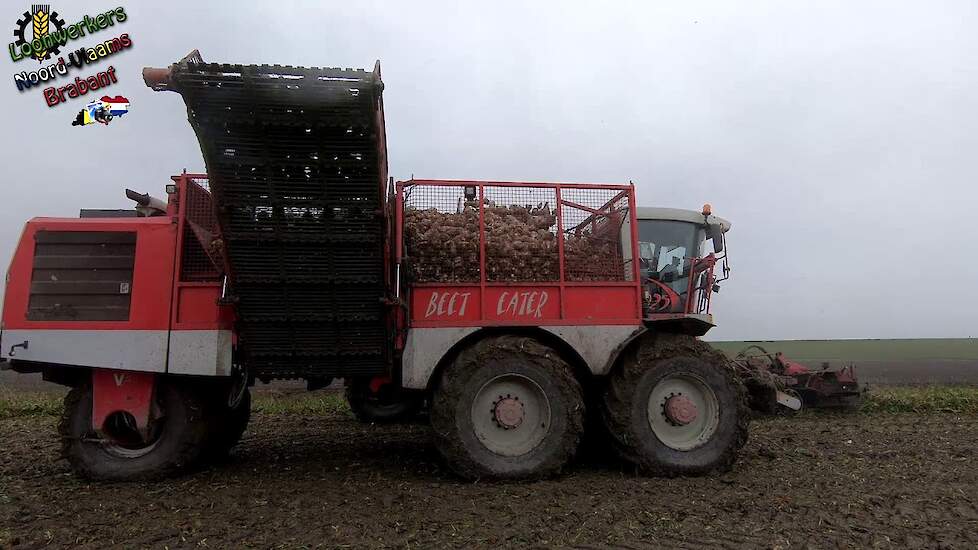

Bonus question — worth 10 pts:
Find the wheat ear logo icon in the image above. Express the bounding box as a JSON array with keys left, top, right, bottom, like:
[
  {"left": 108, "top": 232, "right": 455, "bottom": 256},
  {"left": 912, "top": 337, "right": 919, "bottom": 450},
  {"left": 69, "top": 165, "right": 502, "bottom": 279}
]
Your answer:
[
  {"left": 13, "top": 4, "right": 65, "bottom": 62},
  {"left": 31, "top": 6, "right": 49, "bottom": 60}
]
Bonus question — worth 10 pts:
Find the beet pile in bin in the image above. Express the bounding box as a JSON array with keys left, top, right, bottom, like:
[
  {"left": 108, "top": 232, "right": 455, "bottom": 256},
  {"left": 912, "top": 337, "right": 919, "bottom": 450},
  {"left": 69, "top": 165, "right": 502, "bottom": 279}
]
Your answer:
[{"left": 403, "top": 200, "right": 624, "bottom": 283}]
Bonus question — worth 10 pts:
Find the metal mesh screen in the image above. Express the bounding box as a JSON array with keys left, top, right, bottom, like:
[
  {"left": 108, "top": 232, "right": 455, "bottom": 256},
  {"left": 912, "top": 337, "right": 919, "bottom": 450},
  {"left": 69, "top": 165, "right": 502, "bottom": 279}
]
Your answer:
[
  {"left": 403, "top": 184, "right": 479, "bottom": 282},
  {"left": 484, "top": 186, "right": 558, "bottom": 282},
  {"left": 560, "top": 188, "right": 630, "bottom": 282},
  {"left": 180, "top": 178, "right": 222, "bottom": 281},
  {"left": 180, "top": 229, "right": 220, "bottom": 281},
  {"left": 188, "top": 176, "right": 210, "bottom": 191},
  {"left": 403, "top": 182, "right": 630, "bottom": 284}
]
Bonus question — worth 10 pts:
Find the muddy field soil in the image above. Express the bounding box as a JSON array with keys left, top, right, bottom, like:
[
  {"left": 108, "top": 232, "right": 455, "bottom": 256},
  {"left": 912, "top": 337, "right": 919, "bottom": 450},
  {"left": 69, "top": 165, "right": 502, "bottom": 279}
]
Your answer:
[{"left": 2, "top": 406, "right": 977, "bottom": 549}]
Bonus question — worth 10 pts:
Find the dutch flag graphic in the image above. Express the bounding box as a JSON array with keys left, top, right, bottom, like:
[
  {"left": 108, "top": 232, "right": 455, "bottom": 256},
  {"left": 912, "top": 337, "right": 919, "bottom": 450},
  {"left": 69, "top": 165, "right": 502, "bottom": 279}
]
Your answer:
[{"left": 101, "top": 95, "right": 130, "bottom": 117}]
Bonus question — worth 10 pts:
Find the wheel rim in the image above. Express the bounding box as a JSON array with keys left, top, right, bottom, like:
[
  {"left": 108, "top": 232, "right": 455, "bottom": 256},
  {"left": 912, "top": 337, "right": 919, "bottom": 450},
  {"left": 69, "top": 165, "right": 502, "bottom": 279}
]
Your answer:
[
  {"left": 647, "top": 373, "right": 720, "bottom": 451},
  {"left": 228, "top": 366, "right": 249, "bottom": 408},
  {"left": 471, "top": 374, "right": 552, "bottom": 457},
  {"left": 100, "top": 410, "right": 166, "bottom": 459}
]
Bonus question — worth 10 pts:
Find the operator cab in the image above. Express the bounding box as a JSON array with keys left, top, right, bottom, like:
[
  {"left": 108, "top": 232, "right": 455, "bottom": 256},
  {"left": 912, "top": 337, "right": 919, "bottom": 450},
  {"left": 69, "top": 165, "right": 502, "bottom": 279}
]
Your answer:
[{"left": 635, "top": 206, "right": 731, "bottom": 329}]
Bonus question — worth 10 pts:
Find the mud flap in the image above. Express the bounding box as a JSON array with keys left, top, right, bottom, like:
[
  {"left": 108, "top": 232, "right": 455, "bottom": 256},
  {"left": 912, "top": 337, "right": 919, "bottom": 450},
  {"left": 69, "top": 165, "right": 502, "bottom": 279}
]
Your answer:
[{"left": 91, "top": 369, "right": 156, "bottom": 436}]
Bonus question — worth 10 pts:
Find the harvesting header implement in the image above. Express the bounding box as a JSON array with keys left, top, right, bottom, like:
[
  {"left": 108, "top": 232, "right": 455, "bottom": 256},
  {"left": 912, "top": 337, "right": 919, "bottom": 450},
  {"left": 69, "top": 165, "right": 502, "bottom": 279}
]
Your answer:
[{"left": 735, "top": 345, "right": 864, "bottom": 412}]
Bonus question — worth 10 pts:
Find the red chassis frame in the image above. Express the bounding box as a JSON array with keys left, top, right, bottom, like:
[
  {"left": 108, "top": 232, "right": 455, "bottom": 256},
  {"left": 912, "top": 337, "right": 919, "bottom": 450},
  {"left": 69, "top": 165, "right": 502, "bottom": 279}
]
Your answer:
[
  {"left": 1, "top": 173, "right": 232, "bottom": 432},
  {"left": 395, "top": 179, "right": 644, "bottom": 329},
  {"left": 1, "top": 173, "right": 230, "bottom": 335}
]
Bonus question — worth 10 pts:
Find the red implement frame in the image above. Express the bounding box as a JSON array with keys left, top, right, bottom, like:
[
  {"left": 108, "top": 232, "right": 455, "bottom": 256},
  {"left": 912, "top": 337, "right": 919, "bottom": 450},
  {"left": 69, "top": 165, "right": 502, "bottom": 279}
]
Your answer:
[
  {"left": 168, "top": 174, "right": 234, "bottom": 333},
  {"left": 397, "top": 180, "right": 642, "bottom": 328},
  {"left": 92, "top": 368, "right": 156, "bottom": 434}
]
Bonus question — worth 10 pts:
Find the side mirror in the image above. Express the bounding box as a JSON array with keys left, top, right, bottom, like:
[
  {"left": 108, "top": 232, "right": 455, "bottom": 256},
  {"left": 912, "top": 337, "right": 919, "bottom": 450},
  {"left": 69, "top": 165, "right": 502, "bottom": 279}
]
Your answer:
[{"left": 707, "top": 223, "right": 724, "bottom": 253}]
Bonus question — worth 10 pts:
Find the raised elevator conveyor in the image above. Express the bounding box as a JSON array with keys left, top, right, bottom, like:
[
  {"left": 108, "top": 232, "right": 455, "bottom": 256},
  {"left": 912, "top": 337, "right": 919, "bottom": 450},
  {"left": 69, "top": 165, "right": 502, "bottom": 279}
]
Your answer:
[{"left": 145, "top": 51, "right": 389, "bottom": 379}]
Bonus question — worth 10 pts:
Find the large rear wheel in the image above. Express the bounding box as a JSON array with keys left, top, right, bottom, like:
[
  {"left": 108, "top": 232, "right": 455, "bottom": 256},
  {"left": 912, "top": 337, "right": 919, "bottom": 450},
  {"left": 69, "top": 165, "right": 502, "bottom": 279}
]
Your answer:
[
  {"left": 60, "top": 381, "right": 211, "bottom": 481},
  {"left": 431, "top": 335, "right": 585, "bottom": 480},
  {"left": 602, "top": 332, "right": 749, "bottom": 476}
]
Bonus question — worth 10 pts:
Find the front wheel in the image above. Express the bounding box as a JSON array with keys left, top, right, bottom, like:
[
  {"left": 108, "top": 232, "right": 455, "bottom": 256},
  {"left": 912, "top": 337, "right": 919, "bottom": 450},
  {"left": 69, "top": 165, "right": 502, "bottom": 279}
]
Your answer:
[
  {"left": 602, "top": 333, "right": 749, "bottom": 476},
  {"left": 59, "top": 381, "right": 211, "bottom": 481},
  {"left": 431, "top": 335, "right": 584, "bottom": 480}
]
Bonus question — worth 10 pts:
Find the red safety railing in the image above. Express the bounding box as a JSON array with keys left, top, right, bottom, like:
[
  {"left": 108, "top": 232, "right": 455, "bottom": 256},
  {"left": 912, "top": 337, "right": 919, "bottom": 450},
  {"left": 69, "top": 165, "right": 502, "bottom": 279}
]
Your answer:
[
  {"left": 643, "top": 252, "right": 720, "bottom": 319},
  {"left": 397, "top": 180, "right": 642, "bottom": 328},
  {"left": 172, "top": 174, "right": 224, "bottom": 282}
]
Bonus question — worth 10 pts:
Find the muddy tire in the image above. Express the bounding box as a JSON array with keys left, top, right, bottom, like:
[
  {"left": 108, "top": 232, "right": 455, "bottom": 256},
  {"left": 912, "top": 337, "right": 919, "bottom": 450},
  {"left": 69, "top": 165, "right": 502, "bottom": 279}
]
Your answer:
[
  {"left": 346, "top": 378, "right": 423, "bottom": 423},
  {"left": 601, "top": 332, "right": 749, "bottom": 476},
  {"left": 430, "top": 335, "right": 585, "bottom": 480},
  {"left": 202, "top": 388, "right": 252, "bottom": 460},
  {"left": 60, "top": 381, "right": 211, "bottom": 481}
]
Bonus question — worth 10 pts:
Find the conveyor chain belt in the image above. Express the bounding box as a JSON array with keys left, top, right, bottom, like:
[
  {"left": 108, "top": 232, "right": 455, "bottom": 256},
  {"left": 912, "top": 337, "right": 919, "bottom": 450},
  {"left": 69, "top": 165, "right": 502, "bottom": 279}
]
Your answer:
[{"left": 153, "top": 54, "right": 390, "bottom": 378}]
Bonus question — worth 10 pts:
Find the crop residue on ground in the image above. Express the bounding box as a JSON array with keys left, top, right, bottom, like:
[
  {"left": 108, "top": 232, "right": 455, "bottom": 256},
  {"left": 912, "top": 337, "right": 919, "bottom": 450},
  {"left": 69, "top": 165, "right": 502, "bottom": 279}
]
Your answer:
[{"left": 2, "top": 386, "right": 977, "bottom": 548}]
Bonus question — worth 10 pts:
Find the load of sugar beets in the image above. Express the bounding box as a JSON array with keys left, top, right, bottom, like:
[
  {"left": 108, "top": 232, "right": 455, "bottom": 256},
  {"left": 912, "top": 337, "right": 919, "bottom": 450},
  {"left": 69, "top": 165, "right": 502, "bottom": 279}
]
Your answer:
[{"left": 404, "top": 199, "right": 621, "bottom": 282}]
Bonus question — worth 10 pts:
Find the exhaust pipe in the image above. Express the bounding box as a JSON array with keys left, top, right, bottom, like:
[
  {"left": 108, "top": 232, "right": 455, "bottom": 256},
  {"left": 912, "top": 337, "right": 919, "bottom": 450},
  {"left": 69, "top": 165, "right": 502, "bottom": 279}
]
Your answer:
[{"left": 126, "top": 189, "right": 168, "bottom": 217}]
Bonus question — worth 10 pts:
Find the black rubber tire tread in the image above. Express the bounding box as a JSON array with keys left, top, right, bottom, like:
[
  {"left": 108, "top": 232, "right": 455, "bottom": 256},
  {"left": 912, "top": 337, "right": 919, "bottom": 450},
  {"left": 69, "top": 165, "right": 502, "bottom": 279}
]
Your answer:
[
  {"left": 59, "top": 381, "right": 211, "bottom": 481},
  {"left": 202, "top": 389, "right": 252, "bottom": 460},
  {"left": 601, "top": 332, "right": 750, "bottom": 476},
  {"left": 345, "top": 378, "right": 423, "bottom": 423},
  {"left": 430, "top": 335, "right": 585, "bottom": 480}
]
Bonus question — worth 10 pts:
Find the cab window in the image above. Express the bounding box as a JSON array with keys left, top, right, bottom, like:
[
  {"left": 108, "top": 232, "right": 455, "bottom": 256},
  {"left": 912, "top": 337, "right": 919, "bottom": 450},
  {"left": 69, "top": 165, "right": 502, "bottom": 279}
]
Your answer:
[{"left": 637, "top": 220, "right": 703, "bottom": 283}]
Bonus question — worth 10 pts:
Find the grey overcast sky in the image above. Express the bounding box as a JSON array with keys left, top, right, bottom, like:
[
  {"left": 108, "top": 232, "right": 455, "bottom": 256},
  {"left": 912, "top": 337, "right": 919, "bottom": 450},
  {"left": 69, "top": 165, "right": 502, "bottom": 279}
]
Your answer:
[{"left": 1, "top": 1, "right": 975, "bottom": 340}]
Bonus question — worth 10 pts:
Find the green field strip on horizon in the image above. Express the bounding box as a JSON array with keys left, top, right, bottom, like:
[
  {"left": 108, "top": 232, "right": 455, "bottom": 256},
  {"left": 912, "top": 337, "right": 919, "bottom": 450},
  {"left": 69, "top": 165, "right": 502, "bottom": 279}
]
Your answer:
[{"left": 707, "top": 338, "right": 978, "bottom": 362}]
